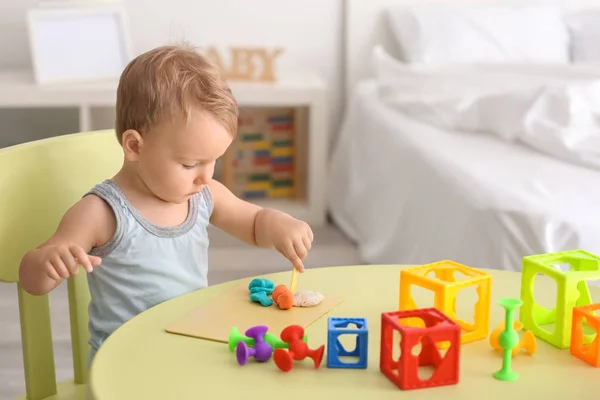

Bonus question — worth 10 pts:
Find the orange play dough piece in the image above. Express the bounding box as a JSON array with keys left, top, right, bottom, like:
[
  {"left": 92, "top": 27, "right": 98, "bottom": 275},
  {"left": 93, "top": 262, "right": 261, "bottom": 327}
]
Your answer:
[{"left": 272, "top": 284, "right": 294, "bottom": 310}]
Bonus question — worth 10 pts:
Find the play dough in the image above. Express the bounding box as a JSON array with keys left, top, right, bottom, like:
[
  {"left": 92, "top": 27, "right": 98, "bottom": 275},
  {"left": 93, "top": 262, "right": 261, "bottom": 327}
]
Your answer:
[
  {"left": 248, "top": 278, "right": 275, "bottom": 307},
  {"left": 246, "top": 277, "right": 324, "bottom": 309},
  {"left": 272, "top": 284, "right": 294, "bottom": 309},
  {"left": 293, "top": 290, "right": 324, "bottom": 307}
]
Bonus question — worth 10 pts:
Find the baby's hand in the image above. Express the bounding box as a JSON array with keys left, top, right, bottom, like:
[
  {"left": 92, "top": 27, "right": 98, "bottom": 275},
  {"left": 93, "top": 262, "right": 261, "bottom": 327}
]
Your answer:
[
  {"left": 262, "top": 211, "right": 313, "bottom": 272},
  {"left": 34, "top": 243, "right": 102, "bottom": 280}
]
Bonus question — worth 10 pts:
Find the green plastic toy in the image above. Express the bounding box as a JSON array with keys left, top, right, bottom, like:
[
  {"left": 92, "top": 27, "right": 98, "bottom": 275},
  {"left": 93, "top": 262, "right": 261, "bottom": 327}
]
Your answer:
[
  {"left": 228, "top": 326, "right": 307, "bottom": 352},
  {"left": 493, "top": 298, "right": 523, "bottom": 382},
  {"left": 520, "top": 250, "right": 600, "bottom": 349}
]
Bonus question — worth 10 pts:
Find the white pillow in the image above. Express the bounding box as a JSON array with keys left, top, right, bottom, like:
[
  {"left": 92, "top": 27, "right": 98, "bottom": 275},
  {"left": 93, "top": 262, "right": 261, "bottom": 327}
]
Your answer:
[
  {"left": 566, "top": 10, "right": 600, "bottom": 64},
  {"left": 386, "top": 4, "right": 571, "bottom": 65}
]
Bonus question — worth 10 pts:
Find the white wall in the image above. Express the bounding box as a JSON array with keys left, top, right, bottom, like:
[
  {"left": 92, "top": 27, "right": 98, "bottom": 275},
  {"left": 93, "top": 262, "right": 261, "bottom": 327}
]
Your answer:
[{"left": 0, "top": 0, "right": 344, "bottom": 148}]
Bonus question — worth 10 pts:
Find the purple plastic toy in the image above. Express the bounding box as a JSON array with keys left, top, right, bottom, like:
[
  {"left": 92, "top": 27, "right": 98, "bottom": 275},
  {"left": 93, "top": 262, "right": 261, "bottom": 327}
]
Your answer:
[{"left": 236, "top": 325, "right": 273, "bottom": 365}]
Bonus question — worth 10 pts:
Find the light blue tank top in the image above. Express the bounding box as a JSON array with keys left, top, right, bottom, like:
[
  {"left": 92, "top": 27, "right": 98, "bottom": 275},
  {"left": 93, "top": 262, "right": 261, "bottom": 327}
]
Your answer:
[{"left": 84, "top": 179, "right": 212, "bottom": 364}]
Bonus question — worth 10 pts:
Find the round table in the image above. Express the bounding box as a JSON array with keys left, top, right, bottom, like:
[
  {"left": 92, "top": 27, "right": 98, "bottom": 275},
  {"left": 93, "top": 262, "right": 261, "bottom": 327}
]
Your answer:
[{"left": 89, "top": 265, "right": 600, "bottom": 399}]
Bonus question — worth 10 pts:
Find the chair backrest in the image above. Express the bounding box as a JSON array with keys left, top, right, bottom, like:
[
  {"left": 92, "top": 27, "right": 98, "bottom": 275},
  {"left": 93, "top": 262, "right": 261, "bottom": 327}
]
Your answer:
[{"left": 0, "top": 130, "right": 122, "bottom": 400}]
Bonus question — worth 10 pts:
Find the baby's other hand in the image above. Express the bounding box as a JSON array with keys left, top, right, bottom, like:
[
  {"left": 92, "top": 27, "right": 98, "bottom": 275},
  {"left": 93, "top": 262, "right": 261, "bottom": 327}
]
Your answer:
[
  {"left": 263, "top": 211, "right": 313, "bottom": 273},
  {"left": 35, "top": 243, "right": 102, "bottom": 280}
]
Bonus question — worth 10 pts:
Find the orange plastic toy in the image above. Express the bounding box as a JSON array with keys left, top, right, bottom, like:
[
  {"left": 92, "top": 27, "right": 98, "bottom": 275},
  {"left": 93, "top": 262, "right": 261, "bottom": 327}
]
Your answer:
[
  {"left": 399, "top": 260, "right": 491, "bottom": 344},
  {"left": 273, "top": 325, "right": 324, "bottom": 372},
  {"left": 489, "top": 320, "right": 536, "bottom": 356},
  {"left": 272, "top": 284, "right": 294, "bottom": 310},
  {"left": 570, "top": 303, "right": 600, "bottom": 367}
]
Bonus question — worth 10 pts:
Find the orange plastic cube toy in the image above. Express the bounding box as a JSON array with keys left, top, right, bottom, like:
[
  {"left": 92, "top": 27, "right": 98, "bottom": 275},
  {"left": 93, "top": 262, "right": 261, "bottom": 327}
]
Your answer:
[
  {"left": 399, "top": 260, "right": 491, "bottom": 344},
  {"left": 570, "top": 303, "right": 600, "bottom": 367}
]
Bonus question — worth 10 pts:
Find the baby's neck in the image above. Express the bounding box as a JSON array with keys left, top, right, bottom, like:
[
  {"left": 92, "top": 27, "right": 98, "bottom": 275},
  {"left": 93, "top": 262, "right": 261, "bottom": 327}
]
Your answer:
[
  {"left": 111, "top": 166, "right": 191, "bottom": 228},
  {"left": 112, "top": 166, "right": 155, "bottom": 202}
]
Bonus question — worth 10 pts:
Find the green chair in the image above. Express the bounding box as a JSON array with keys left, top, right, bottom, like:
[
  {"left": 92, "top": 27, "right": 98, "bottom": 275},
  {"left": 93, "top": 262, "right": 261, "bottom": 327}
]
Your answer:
[{"left": 0, "top": 130, "right": 122, "bottom": 400}]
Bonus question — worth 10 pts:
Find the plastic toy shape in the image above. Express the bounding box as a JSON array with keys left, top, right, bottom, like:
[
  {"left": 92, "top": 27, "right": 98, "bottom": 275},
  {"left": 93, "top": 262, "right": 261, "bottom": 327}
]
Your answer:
[
  {"left": 327, "top": 317, "right": 368, "bottom": 369},
  {"left": 272, "top": 284, "right": 294, "bottom": 310},
  {"left": 520, "top": 250, "right": 600, "bottom": 349},
  {"left": 229, "top": 326, "right": 255, "bottom": 352},
  {"left": 229, "top": 326, "right": 300, "bottom": 352},
  {"left": 493, "top": 298, "right": 522, "bottom": 381},
  {"left": 570, "top": 302, "right": 600, "bottom": 367},
  {"left": 399, "top": 260, "right": 491, "bottom": 344},
  {"left": 489, "top": 320, "right": 536, "bottom": 356},
  {"left": 236, "top": 325, "right": 273, "bottom": 365},
  {"left": 380, "top": 308, "right": 460, "bottom": 390},
  {"left": 273, "top": 325, "right": 325, "bottom": 372}
]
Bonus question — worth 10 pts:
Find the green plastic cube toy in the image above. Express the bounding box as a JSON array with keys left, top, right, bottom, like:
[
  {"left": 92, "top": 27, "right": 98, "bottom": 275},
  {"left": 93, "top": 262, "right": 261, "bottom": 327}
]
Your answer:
[{"left": 520, "top": 249, "right": 600, "bottom": 349}]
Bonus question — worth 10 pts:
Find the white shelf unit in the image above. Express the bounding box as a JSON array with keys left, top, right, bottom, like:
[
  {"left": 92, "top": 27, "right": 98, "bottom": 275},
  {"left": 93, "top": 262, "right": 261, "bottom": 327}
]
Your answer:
[{"left": 0, "top": 69, "right": 329, "bottom": 226}]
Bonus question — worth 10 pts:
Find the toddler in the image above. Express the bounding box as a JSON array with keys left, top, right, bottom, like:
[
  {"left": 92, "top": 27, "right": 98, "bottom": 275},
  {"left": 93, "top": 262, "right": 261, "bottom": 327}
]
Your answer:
[{"left": 18, "top": 44, "right": 313, "bottom": 366}]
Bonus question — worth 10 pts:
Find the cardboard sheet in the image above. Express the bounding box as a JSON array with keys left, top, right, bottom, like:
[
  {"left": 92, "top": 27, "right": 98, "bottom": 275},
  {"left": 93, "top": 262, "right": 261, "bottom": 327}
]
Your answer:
[{"left": 165, "top": 280, "right": 344, "bottom": 343}]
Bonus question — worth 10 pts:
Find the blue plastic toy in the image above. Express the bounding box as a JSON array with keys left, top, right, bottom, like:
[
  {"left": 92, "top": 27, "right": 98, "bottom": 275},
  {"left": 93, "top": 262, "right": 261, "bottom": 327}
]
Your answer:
[{"left": 327, "top": 317, "right": 368, "bottom": 369}]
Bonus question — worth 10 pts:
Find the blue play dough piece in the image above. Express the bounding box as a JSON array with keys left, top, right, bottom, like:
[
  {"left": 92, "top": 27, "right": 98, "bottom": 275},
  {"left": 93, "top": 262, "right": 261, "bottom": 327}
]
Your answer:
[
  {"left": 250, "top": 291, "right": 274, "bottom": 306},
  {"left": 248, "top": 278, "right": 275, "bottom": 291},
  {"left": 250, "top": 286, "right": 274, "bottom": 295},
  {"left": 248, "top": 278, "right": 275, "bottom": 306}
]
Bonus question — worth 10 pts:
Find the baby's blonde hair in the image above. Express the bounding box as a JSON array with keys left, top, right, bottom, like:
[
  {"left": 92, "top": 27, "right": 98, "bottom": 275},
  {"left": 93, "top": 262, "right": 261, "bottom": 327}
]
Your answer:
[{"left": 115, "top": 44, "right": 238, "bottom": 143}]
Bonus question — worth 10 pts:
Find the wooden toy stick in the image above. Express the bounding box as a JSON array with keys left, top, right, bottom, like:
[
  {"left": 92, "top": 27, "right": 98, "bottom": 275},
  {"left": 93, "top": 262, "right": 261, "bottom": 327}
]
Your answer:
[{"left": 290, "top": 268, "right": 298, "bottom": 293}]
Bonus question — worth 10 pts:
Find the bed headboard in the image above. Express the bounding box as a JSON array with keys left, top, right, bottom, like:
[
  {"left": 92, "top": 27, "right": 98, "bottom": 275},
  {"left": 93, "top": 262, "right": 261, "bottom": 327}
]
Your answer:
[{"left": 343, "top": 0, "right": 600, "bottom": 96}]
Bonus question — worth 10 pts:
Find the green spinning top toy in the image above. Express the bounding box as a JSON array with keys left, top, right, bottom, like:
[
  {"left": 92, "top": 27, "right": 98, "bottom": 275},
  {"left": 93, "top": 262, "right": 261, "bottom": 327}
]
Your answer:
[{"left": 493, "top": 297, "right": 523, "bottom": 381}]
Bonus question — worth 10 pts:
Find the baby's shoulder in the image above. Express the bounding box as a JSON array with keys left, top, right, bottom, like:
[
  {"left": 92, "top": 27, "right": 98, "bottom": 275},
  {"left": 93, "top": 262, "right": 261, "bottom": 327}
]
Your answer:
[
  {"left": 75, "top": 193, "right": 117, "bottom": 248},
  {"left": 79, "top": 192, "right": 114, "bottom": 216}
]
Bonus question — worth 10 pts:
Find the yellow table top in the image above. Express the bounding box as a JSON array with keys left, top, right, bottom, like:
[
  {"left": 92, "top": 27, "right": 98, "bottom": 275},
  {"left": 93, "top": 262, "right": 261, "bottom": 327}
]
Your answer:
[{"left": 89, "top": 265, "right": 600, "bottom": 399}]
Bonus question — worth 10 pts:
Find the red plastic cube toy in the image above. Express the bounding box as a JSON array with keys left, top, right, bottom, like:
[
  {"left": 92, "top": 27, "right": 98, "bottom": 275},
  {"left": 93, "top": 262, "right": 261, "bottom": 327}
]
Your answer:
[{"left": 380, "top": 308, "right": 461, "bottom": 390}]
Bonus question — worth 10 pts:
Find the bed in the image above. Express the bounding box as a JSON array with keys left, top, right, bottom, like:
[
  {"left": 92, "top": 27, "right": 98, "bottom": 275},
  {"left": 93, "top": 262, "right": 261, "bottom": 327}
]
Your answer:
[{"left": 328, "top": 0, "right": 600, "bottom": 271}]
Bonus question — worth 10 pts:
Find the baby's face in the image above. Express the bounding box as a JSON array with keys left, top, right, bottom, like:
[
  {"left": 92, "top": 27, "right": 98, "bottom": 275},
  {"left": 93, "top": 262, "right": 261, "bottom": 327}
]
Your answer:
[{"left": 136, "top": 108, "right": 233, "bottom": 204}]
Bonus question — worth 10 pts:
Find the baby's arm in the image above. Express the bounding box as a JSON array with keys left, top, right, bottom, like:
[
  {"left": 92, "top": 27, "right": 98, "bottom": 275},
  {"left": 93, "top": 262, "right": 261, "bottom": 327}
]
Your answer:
[
  {"left": 208, "top": 179, "right": 313, "bottom": 271},
  {"left": 207, "top": 178, "right": 263, "bottom": 246},
  {"left": 19, "top": 194, "right": 115, "bottom": 295}
]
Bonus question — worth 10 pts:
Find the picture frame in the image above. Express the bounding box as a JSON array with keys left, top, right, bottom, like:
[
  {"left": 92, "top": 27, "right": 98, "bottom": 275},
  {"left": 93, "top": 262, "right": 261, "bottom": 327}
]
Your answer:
[{"left": 26, "top": 4, "right": 133, "bottom": 85}]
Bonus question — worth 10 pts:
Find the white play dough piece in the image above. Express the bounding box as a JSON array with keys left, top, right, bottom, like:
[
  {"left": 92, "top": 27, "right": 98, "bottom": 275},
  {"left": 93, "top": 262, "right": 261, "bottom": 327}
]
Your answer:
[{"left": 293, "top": 290, "right": 324, "bottom": 307}]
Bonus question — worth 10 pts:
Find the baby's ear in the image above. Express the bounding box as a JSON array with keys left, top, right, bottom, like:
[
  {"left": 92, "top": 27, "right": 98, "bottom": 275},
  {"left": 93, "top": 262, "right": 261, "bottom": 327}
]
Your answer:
[{"left": 121, "top": 129, "right": 143, "bottom": 160}]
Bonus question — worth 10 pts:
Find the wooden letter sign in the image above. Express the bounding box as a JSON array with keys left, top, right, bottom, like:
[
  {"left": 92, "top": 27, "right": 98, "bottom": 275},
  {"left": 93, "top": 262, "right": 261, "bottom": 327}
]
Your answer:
[{"left": 204, "top": 46, "right": 283, "bottom": 82}]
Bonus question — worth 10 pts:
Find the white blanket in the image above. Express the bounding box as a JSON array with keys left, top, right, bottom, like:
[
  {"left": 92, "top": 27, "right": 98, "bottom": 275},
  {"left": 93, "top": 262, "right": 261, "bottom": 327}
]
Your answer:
[
  {"left": 328, "top": 79, "right": 600, "bottom": 271},
  {"left": 373, "top": 46, "right": 600, "bottom": 171}
]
